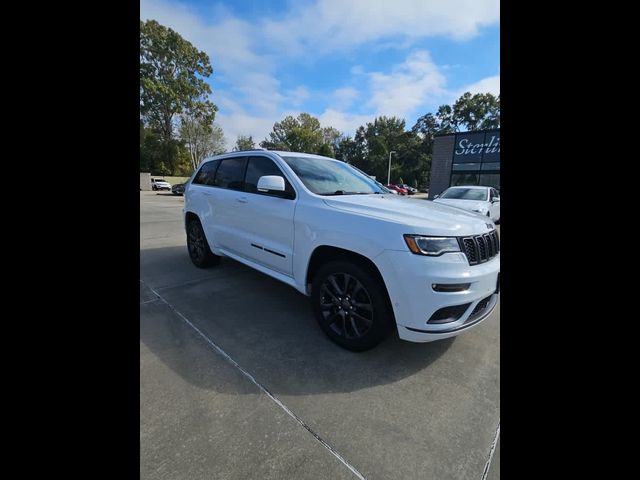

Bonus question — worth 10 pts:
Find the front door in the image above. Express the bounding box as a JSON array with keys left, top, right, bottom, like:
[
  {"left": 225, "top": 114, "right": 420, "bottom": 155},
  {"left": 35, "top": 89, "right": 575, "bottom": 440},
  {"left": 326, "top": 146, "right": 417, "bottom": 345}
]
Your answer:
[{"left": 231, "top": 155, "right": 297, "bottom": 275}]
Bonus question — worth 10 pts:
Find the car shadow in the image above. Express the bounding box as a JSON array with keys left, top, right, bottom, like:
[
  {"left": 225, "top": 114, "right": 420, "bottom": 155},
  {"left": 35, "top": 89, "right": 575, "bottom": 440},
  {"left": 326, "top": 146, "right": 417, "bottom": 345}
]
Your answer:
[{"left": 140, "top": 246, "right": 455, "bottom": 396}]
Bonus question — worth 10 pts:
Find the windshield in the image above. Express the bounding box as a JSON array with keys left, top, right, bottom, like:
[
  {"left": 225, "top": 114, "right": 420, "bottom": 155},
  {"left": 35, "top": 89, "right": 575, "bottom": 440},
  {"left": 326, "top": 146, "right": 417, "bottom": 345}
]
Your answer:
[
  {"left": 440, "top": 188, "right": 487, "bottom": 201},
  {"left": 281, "top": 156, "right": 385, "bottom": 195}
]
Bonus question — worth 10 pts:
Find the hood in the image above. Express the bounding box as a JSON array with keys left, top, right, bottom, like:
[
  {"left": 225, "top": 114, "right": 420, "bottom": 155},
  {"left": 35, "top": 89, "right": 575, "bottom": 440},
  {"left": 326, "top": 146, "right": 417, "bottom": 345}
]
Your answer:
[
  {"left": 433, "top": 198, "right": 488, "bottom": 213},
  {"left": 322, "top": 194, "right": 493, "bottom": 236}
]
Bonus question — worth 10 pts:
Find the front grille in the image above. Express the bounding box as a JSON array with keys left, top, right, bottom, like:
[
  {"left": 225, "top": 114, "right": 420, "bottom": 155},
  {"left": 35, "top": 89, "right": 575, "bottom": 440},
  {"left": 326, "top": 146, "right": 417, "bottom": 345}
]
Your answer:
[{"left": 459, "top": 230, "right": 499, "bottom": 265}]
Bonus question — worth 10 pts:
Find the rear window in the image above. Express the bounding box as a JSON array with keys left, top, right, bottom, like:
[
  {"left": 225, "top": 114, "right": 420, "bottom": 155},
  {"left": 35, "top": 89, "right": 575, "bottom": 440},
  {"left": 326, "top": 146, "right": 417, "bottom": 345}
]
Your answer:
[
  {"left": 214, "top": 157, "right": 247, "bottom": 190},
  {"left": 192, "top": 161, "right": 218, "bottom": 186}
]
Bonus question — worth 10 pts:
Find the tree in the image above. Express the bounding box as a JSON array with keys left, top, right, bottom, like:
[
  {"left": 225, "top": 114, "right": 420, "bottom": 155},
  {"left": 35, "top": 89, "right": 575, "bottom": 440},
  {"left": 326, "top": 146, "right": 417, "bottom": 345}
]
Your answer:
[
  {"left": 260, "top": 113, "right": 327, "bottom": 153},
  {"left": 140, "top": 122, "right": 192, "bottom": 175},
  {"left": 452, "top": 92, "right": 500, "bottom": 131},
  {"left": 234, "top": 135, "right": 256, "bottom": 151},
  {"left": 179, "top": 118, "right": 226, "bottom": 170},
  {"left": 140, "top": 20, "right": 217, "bottom": 141},
  {"left": 335, "top": 135, "right": 359, "bottom": 164}
]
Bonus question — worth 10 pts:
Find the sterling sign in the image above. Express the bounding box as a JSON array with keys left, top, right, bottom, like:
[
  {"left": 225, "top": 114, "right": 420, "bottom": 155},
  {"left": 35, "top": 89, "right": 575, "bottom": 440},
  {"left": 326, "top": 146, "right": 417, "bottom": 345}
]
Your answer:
[
  {"left": 451, "top": 131, "right": 500, "bottom": 163},
  {"left": 455, "top": 134, "right": 500, "bottom": 155}
]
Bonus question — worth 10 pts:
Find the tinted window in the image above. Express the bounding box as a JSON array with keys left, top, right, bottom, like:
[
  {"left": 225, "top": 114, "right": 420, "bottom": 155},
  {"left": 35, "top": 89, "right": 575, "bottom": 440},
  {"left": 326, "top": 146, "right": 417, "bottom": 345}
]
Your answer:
[
  {"left": 450, "top": 172, "right": 479, "bottom": 187},
  {"left": 441, "top": 187, "right": 487, "bottom": 201},
  {"left": 192, "top": 161, "right": 218, "bottom": 185},
  {"left": 244, "top": 156, "right": 295, "bottom": 198},
  {"left": 214, "top": 157, "right": 247, "bottom": 190}
]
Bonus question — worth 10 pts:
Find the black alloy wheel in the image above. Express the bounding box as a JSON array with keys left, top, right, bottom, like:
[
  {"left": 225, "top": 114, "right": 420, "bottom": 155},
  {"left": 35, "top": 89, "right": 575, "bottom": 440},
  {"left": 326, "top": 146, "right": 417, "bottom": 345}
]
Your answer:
[
  {"left": 311, "top": 260, "right": 393, "bottom": 351},
  {"left": 187, "top": 219, "right": 220, "bottom": 268}
]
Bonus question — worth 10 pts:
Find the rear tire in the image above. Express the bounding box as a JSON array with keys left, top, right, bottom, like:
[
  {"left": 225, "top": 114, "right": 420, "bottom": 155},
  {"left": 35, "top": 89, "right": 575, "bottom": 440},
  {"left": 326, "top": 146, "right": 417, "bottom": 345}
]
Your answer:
[
  {"left": 187, "top": 218, "right": 220, "bottom": 268},
  {"left": 311, "top": 260, "right": 394, "bottom": 351}
]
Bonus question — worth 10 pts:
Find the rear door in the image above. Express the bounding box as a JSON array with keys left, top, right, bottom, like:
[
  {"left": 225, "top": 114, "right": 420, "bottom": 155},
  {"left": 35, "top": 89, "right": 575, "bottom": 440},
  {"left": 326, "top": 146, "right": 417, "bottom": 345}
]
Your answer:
[
  {"left": 187, "top": 160, "right": 220, "bottom": 249},
  {"left": 208, "top": 156, "right": 248, "bottom": 252},
  {"left": 231, "top": 155, "right": 297, "bottom": 275}
]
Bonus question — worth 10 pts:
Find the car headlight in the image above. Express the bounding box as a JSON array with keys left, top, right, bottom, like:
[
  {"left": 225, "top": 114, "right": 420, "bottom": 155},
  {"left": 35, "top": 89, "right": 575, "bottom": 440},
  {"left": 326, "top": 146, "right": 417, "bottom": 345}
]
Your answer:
[{"left": 403, "top": 235, "right": 461, "bottom": 256}]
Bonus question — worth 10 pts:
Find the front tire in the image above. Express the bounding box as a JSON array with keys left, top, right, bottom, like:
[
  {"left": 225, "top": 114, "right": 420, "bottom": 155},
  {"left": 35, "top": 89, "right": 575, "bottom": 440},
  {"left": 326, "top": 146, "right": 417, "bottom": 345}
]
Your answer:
[
  {"left": 187, "top": 219, "right": 220, "bottom": 268},
  {"left": 311, "top": 261, "right": 393, "bottom": 351}
]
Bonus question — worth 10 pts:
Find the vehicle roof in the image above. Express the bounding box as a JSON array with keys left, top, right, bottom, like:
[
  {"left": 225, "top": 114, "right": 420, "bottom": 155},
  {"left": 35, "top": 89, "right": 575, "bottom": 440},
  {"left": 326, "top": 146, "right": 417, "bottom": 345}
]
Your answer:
[
  {"left": 446, "top": 185, "right": 489, "bottom": 189},
  {"left": 200, "top": 150, "right": 341, "bottom": 164}
]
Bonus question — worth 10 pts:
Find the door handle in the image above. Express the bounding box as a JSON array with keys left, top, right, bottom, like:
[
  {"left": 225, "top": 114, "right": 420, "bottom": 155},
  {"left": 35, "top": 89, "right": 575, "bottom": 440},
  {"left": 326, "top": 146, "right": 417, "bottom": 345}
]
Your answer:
[{"left": 236, "top": 197, "right": 248, "bottom": 203}]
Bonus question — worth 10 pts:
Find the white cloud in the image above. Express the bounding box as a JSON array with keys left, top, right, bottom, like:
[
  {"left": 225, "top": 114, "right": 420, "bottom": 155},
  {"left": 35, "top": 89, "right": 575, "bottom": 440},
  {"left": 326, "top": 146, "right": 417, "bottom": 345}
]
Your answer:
[
  {"left": 214, "top": 111, "right": 277, "bottom": 146},
  {"left": 286, "top": 86, "right": 311, "bottom": 107},
  {"left": 456, "top": 75, "right": 500, "bottom": 97},
  {"left": 317, "top": 109, "right": 373, "bottom": 137},
  {"left": 366, "top": 50, "right": 448, "bottom": 119},
  {"left": 331, "top": 87, "right": 359, "bottom": 108},
  {"left": 262, "top": 0, "right": 500, "bottom": 55},
  {"left": 140, "top": 0, "right": 266, "bottom": 73},
  {"left": 141, "top": 0, "right": 499, "bottom": 146}
]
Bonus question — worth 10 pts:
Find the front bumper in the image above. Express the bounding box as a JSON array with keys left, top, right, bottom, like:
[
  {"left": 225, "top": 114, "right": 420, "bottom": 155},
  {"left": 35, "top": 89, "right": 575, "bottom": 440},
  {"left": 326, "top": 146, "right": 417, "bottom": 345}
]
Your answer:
[{"left": 374, "top": 249, "right": 500, "bottom": 342}]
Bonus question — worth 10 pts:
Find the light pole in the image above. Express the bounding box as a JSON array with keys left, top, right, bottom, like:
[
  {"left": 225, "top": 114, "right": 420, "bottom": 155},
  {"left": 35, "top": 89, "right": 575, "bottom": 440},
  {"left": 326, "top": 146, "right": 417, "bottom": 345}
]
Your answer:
[{"left": 387, "top": 151, "right": 396, "bottom": 185}]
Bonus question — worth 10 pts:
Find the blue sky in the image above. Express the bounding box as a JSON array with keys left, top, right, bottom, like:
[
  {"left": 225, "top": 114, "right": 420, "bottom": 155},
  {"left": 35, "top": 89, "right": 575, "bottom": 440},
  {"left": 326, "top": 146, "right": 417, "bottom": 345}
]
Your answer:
[{"left": 141, "top": 0, "right": 500, "bottom": 147}]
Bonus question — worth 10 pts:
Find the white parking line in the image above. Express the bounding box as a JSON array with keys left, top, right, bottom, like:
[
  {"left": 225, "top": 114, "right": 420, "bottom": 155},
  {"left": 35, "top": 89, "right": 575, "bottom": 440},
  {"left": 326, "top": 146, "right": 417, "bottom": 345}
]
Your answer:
[
  {"left": 481, "top": 422, "right": 500, "bottom": 480},
  {"left": 142, "top": 280, "right": 367, "bottom": 480}
]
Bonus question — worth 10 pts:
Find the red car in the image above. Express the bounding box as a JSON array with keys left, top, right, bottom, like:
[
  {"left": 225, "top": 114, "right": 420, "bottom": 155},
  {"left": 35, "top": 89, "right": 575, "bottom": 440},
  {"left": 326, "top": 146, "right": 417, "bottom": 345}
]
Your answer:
[{"left": 385, "top": 184, "right": 408, "bottom": 195}]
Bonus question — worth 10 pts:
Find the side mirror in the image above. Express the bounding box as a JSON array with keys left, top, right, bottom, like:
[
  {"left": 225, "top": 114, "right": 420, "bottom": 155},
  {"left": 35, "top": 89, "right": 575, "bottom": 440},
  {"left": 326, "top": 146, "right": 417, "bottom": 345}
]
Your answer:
[
  {"left": 492, "top": 197, "right": 500, "bottom": 203},
  {"left": 257, "top": 175, "right": 285, "bottom": 192},
  {"left": 433, "top": 194, "right": 440, "bottom": 199}
]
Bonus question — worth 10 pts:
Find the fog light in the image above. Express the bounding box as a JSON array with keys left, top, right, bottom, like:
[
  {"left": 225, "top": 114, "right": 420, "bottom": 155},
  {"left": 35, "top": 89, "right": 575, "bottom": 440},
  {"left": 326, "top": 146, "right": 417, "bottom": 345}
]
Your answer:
[{"left": 431, "top": 283, "right": 471, "bottom": 292}]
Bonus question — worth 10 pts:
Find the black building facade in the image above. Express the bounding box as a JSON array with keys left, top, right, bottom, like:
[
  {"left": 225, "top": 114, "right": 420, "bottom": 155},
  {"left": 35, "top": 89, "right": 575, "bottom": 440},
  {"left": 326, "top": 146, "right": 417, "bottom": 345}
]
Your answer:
[{"left": 428, "top": 129, "right": 500, "bottom": 197}]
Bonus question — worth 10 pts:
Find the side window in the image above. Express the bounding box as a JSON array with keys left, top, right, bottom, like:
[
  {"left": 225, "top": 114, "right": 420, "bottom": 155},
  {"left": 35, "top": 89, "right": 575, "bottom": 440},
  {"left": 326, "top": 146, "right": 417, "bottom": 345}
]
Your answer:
[
  {"left": 244, "top": 156, "right": 295, "bottom": 198},
  {"left": 214, "top": 157, "right": 247, "bottom": 190},
  {"left": 491, "top": 188, "right": 498, "bottom": 199},
  {"left": 192, "top": 161, "right": 218, "bottom": 186}
]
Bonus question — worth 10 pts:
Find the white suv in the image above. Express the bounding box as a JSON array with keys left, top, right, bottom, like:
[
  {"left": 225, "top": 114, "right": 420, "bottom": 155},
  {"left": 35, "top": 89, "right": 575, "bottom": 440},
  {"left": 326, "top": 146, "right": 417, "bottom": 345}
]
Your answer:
[
  {"left": 151, "top": 178, "right": 171, "bottom": 191},
  {"left": 184, "top": 151, "right": 500, "bottom": 351}
]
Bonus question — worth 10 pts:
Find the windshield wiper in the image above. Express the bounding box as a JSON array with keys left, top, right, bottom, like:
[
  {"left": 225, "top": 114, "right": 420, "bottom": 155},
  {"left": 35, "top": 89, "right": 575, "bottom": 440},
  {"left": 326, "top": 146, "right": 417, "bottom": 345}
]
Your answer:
[
  {"left": 319, "top": 190, "right": 346, "bottom": 196},
  {"left": 321, "top": 191, "right": 376, "bottom": 196}
]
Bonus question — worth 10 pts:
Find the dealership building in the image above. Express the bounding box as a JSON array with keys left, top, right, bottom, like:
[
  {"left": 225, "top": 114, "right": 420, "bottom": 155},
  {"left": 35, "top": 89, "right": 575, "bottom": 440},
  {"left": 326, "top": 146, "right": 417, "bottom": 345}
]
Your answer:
[{"left": 428, "top": 128, "right": 500, "bottom": 197}]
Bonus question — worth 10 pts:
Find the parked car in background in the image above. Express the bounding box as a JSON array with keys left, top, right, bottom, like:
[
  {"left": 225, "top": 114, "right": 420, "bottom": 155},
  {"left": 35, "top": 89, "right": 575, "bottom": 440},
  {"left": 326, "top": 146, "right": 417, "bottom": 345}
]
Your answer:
[
  {"left": 172, "top": 183, "right": 185, "bottom": 196},
  {"left": 385, "top": 184, "right": 408, "bottom": 195},
  {"left": 398, "top": 184, "right": 417, "bottom": 195},
  {"left": 151, "top": 178, "right": 172, "bottom": 191},
  {"left": 432, "top": 186, "right": 500, "bottom": 223},
  {"left": 185, "top": 151, "right": 499, "bottom": 351}
]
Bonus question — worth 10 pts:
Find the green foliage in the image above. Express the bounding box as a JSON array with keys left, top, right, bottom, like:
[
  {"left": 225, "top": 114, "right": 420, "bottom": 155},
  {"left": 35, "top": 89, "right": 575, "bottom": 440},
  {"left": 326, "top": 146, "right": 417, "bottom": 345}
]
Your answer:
[
  {"left": 260, "top": 113, "right": 328, "bottom": 153},
  {"left": 141, "top": 122, "right": 192, "bottom": 175},
  {"left": 342, "top": 116, "right": 427, "bottom": 186},
  {"left": 140, "top": 20, "right": 217, "bottom": 139},
  {"left": 140, "top": 19, "right": 221, "bottom": 175},
  {"left": 179, "top": 117, "right": 226, "bottom": 170},
  {"left": 452, "top": 92, "right": 500, "bottom": 131},
  {"left": 234, "top": 135, "right": 256, "bottom": 151},
  {"left": 316, "top": 143, "right": 335, "bottom": 158}
]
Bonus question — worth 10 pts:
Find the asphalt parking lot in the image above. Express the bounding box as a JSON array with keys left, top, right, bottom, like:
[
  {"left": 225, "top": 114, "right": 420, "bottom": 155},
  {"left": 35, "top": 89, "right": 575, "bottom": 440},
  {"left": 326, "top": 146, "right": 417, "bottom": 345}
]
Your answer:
[{"left": 140, "top": 191, "right": 500, "bottom": 480}]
